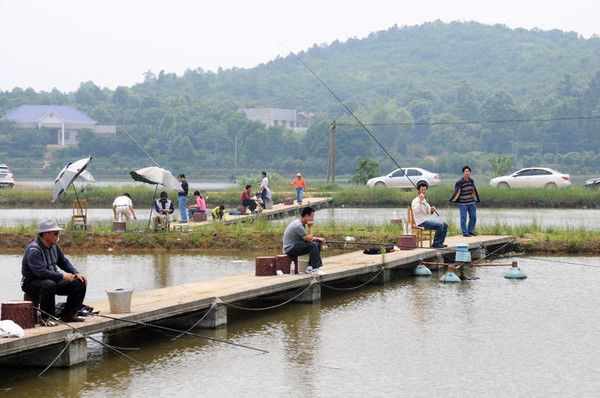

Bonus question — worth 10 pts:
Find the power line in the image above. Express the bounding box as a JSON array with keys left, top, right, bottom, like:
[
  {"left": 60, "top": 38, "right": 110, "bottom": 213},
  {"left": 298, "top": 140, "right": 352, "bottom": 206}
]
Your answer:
[{"left": 336, "top": 115, "right": 600, "bottom": 127}]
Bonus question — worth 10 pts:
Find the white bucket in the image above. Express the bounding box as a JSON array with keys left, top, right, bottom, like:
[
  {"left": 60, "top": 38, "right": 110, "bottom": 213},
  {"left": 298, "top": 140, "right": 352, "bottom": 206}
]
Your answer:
[{"left": 106, "top": 288, "right": 133, "bottom": 314}]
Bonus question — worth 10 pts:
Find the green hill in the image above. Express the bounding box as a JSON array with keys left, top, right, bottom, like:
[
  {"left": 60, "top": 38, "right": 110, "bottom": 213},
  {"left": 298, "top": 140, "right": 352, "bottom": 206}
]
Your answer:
[{"left": 1, "top": 21, "right": 600, "bottom": 178}]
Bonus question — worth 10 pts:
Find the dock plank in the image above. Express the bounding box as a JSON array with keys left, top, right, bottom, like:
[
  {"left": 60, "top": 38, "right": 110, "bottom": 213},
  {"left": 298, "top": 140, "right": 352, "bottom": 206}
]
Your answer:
[{"left": 0, "top": 235, "right": 513, "bottom": 358}]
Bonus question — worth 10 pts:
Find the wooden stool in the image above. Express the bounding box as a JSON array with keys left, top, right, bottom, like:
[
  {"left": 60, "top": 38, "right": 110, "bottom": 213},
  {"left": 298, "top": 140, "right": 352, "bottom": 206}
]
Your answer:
[
  {"left": 1, "top": 301, "right": 36, "bottom": 329},
  {"left": 275, "top": 255, "right": 298, "bottom": 274},
  {"left": 113, "top": 221, "right": 126, "bottom": 232},
  {"left": 255, "top": 257, "right": 276, "bottom": 276},
  {"left": 192, "top": 212, "right": 207, "bottom": 222},
  {"left": 283, "top": 198, "right": 294, "bottom": 205},
  {"left": 397, "top": 235, "right": 418, "bottom": 250}
]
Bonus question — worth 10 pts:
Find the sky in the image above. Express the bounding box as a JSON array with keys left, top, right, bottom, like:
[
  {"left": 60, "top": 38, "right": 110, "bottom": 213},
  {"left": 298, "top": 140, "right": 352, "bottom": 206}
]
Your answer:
[{"left": 1, "top": 0, "right": 599, "bottom": 92}]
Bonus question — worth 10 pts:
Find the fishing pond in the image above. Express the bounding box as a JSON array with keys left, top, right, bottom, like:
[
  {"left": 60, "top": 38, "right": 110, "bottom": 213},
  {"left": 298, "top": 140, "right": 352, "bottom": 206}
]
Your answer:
[
  {"left": 0, "top": 253, "right": 599, "bottom": 397},
  {"left": 1, "top": 207, "right": 599, "bottom": 230}
]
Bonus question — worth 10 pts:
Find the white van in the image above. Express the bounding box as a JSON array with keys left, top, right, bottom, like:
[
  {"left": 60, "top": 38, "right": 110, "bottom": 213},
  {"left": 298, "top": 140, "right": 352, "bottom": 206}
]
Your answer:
[{"left": 0, "top": 164, "right": 15, "bottom": 188}]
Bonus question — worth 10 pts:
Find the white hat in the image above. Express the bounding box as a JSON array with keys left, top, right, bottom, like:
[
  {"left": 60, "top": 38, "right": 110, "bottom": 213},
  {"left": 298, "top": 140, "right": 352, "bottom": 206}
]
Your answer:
[{"left": 37, "top": 219, "right": 63, "bottom": 234}]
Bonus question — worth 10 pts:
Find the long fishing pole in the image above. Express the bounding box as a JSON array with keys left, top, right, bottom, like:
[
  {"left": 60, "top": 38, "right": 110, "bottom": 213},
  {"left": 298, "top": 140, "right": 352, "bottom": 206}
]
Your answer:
[
  {"left": 327, "top": 240, "right": 394, "bottom": 246},
  {"left": 280, "top": 42, "right": 439, "bottom": 216},
  {"left": 119, "top": 126, "right": 160, "bottom": 168},
  {"left": 91, "top": 313, "right": 268, "bottom": 354}
]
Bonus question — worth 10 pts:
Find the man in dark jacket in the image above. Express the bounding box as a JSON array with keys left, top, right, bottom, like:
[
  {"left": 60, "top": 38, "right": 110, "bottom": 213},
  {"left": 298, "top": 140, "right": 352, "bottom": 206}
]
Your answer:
[
  {"left": 450, "top": 166, "right": 480, "bottom": 237},
  {"left": 21, "top": 219, "right": 88, "bottom": 326}
]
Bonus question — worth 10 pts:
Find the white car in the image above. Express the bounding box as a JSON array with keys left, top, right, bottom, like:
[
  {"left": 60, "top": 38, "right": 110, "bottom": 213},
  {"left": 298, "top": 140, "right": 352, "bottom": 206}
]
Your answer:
[
  {"left": 489, "top": 167, "right": 571, "bottom": 189},
  {"left": 366, "top": 167, "right": 440, "bottom": 189},
  {"left": 0, "top": 164, "right": 15, "bottom": 188}
]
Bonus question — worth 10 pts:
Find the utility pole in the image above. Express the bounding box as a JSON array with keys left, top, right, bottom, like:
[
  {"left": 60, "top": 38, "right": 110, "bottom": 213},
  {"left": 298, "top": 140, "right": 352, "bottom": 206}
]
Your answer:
[{"left": 327, "top": 121, "right": 336, "bottom": 183}]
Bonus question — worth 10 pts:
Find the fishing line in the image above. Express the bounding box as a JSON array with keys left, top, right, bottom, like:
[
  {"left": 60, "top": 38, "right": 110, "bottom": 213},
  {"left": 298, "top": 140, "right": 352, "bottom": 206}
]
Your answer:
[
  {"left": 279, "top": 41, "right": 439, "bottom": 215},
  {"left": 525, "top": 256, "right": 600, "bottom": 269},
  {"left": 36, "top": 308, "right": 144, "bottom": 367},
  {"left": 91, "top": 313, "right": 268, "bottom": 354},
  {"left": 120, "top": 127, "right": 160, "bottom": 167}
]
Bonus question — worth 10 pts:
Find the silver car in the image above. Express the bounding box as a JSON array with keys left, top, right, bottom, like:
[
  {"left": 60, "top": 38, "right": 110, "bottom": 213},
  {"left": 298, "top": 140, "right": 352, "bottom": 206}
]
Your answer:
[
  {"left": 366, "top": 167, "right": 440, "bottom": 189},
  {"left": 489, "top": 167, "right": 571, "bottom": 188},
  {"left": 0, "top": 164, "right": 15, "bottom": 188}
]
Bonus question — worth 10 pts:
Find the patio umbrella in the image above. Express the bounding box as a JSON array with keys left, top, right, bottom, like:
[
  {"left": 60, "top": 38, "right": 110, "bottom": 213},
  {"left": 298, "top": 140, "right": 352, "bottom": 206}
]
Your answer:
[
  {"left": 129, "top": 167, "right": 180, "bottom": 191},
  {"left": 52, "top": 157, "right": 93, "bottom": 203},
  {"left": 129, "top": 166, "right": 181, "bottom": 230}
]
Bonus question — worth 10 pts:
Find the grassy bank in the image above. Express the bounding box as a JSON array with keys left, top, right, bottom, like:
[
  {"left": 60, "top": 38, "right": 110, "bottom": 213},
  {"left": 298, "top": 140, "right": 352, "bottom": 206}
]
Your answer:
[
  {"left": 3, "top": 183, "right": 600, "bottom": 209},
  {"left": 2, "top": 218, "right": 600, "bottom": 255}
]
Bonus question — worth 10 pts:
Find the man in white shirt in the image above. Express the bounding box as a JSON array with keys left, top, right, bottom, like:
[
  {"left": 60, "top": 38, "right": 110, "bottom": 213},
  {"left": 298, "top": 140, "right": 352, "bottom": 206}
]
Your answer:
[
  {"left": 259, "top": 171, "right": 270, "bottom": 207},
  {"left": 112, "top": 193, "right": 137, "bottom": 223},
  {"left": 411, "top": 182, "right": 447, "bottom": 248}
]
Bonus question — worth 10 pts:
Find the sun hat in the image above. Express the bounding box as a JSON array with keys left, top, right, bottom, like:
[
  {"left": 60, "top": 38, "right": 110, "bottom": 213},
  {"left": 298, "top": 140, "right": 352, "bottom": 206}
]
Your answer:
[{"left": 37, "top": 219, "right": 63, "bottom": 234}]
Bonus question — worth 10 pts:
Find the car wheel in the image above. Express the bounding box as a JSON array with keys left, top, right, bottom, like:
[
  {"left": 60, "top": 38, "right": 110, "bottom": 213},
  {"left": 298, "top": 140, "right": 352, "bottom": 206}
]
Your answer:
[
  {"left": 545, "top": 182, "right": 557, "bottom": 189},
  {"left": 497, "top": 182, "right": 510, "bottom": 189},
  {"left": 374, "top": 182, "right": 386, "bottom": 188}
]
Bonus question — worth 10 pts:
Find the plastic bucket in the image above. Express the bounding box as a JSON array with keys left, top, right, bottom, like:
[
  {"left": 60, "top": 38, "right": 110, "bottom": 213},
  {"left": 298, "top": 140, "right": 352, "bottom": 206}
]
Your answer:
[{"left": 106, "top": 288, "right": 133, "bottom": 314}]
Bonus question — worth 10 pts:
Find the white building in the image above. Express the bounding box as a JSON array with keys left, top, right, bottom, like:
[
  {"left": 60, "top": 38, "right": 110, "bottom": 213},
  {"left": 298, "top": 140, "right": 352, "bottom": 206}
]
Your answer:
[
  {"left": 3, "top": 105, "right": 116, "bottom": 146},
  {"left": 243, "top": 108, "right": 312, "bottom": 132}
]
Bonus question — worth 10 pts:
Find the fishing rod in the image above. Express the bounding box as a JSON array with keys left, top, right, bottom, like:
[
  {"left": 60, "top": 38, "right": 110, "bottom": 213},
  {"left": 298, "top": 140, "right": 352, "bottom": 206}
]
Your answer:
[
  {"left": 280, "top": 42, "right": 439, "bottom": 216},
  {"left": 327, "top": 239, "right": 394, "bottom": 246},
  {"left": 119, "top": 126, "right": 160, "bottom": 168},
  {"left": 91, "top": 313, "right": 268, "bottom": 354}
]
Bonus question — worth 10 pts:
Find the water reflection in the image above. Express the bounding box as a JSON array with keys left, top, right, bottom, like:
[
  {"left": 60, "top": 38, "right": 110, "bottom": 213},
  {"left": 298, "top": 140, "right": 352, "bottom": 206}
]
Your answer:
[{"left": 1, "top": 255, "right": 600, "bottom": 397}]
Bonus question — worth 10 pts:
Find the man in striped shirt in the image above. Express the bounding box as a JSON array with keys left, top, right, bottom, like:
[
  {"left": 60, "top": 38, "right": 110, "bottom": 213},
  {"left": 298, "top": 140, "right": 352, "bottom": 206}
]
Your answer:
[{"left": 450, "top": 166, "right": 480, "bottom": 237}]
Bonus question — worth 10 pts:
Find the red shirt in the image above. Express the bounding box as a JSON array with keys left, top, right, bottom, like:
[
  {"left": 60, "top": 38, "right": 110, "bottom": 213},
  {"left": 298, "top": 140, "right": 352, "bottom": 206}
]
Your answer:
[{"left": 241, "top": 190, "right": 251, "bottom": 201}]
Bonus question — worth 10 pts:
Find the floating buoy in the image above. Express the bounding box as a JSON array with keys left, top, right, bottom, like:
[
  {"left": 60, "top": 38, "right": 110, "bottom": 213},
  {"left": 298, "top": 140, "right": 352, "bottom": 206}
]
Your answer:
[
  {"left": 504, "top": 261, "right": 527, "bottom": 279},
  {"left": 454, "top": 243, "right": 471, "bottom": 263},
  {"left": 439, "top": 265, "right": 461, "bottom": 283},
  {"left": 413, "top": 264, "right": 432, "bottom": 276}
]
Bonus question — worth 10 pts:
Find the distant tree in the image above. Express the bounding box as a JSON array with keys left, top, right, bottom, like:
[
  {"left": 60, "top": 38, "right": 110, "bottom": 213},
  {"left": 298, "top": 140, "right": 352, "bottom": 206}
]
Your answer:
[
  {"left": 349, "top": 157, "right": 380, "bottom": 184},
  {"left": 490, "top": 155, "right": 513, "bottom": 177}
]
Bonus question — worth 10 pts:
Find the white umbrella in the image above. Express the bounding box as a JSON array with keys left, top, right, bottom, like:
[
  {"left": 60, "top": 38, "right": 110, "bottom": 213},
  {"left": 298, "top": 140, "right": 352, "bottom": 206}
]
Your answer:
[
  {"left": 52, "top": 157, "right": 93, "bottom": 203},
  {"left": 129, "top": 167, "right": 181, "bottom": 191},
  {"left": 78, "top": 169, "right": 95, "bottom": 183}
]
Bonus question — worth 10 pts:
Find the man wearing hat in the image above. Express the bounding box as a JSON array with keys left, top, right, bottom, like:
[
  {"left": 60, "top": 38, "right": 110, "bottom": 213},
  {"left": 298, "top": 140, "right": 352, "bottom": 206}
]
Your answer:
[
  {"left": 21, "top": 219, "right": 88, "bottom": 326},
  {"left": 288, "top": 172, "right": 307, "bottom": 205}
]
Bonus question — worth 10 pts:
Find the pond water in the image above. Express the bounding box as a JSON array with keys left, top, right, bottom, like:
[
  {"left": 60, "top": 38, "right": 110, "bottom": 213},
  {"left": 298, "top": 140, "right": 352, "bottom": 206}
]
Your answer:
[
  {"left": 15, "top": 179, "right": 235, "bottom": 190},
  {"left": 1, "top": 207, "right": 599, "bottom": 230},
  {"left": 1, "top": 253, "right": 599, "bottom": 397}
]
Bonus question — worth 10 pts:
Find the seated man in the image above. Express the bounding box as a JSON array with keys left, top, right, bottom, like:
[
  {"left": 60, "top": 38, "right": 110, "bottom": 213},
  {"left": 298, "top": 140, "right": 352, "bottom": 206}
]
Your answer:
[
  {"left": 21, "top": 219, "right": 88, "bottom": 326},
  {"left": 112, "top": 193, "right": 138, "bottom": 223},
  {"left": 283, "top": 206, "right": 327, "bottom": 275},
  {"left": 240, "top": 184, "right": 257, "bottom": 212},
  {"left": 411, "top": 182, "right": 448, "bottom": 248},
  {"left": 152, "top": 191, "right": 174, "bottom": 231}
]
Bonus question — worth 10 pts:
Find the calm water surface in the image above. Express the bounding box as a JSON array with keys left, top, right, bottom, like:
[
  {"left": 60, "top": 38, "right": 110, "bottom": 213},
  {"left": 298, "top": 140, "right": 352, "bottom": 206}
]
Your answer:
[
  {"left": 1, "top": 253, "right": 599, "bottom": 397},
  {"left": 1, "top": 207, "right": 599, "bottom": 229}
]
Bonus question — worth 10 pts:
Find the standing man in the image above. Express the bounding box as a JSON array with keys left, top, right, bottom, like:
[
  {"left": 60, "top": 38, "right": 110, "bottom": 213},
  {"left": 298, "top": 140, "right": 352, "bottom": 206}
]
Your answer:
[
  {"left": 21, "top": 219, "right": 88, "bottom": 326},
  {"left": 450, "top": 165, "right": 480, "bottom": 237},
  {"left": 112, "top": 193, "right": 137, "bottom": 223},
  {"left": 283, "top": 206, "right": 327, "bottom": 275},
  {"left": 288, "top": 172, "right": 307, "bottom": 205},
  {"left": 412, "top": 182, "right": 448, "bottom": 248},
  {"left": 152, "top": 191, "right": 174, "bottom": 231},
  {"left": 178, "top": 174, "right": 189, "bottom": 223},
  {"left": 260, "top": 171, "right": 270, "bottom": 207}
]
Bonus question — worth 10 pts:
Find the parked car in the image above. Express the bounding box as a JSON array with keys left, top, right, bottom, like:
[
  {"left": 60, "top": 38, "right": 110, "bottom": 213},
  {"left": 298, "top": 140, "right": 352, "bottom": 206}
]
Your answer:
[
  {"left": 489, "top": 167, "right": 570, "bottom": 189},
  {"left": 366, "top": 167, "right": 440, "bottom": 189},
  {"left": 0, "top": 164, "right": 15, "bottom": 188},
  {"left": 584, "top": 177, "right": 600, "bottom": 189}
]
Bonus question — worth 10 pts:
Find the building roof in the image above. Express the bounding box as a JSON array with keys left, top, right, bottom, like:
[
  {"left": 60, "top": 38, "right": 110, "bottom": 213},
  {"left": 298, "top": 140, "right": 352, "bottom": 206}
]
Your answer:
[{"left": 3, "top": 105, "right": 96, "bottom": 123}]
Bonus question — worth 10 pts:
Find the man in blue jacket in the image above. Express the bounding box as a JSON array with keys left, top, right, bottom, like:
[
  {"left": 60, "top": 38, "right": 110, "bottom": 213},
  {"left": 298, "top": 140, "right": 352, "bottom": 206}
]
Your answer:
[{"left": 21, "top": 219, "right": 88, "bottom": 326}]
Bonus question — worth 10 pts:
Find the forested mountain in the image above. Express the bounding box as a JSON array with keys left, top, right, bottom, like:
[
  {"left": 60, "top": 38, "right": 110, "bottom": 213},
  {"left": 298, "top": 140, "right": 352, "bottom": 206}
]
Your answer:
[{"left": 1, "top": 21, "right": 600, "bottom": 178}]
